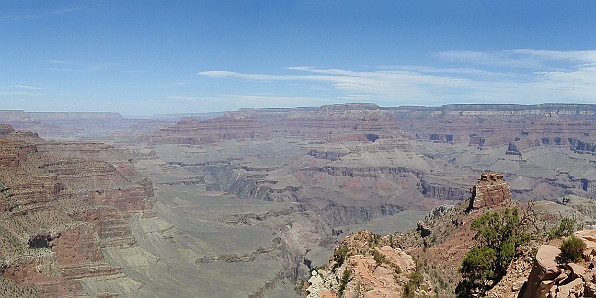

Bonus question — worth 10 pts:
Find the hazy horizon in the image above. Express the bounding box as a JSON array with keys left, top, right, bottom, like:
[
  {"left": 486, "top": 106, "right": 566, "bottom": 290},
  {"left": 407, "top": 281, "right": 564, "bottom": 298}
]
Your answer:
[
  {"left": 2, "top": 1, "right": 595, "bottom": 116},
  {"left": 3, "top": 101, "right": 595, "bottom": 119}
]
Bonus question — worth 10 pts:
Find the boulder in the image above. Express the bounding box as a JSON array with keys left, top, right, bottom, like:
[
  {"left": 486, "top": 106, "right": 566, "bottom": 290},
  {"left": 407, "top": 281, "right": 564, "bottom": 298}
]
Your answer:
[
  {"left": 574, "top": 230, "right": 596, "bottom": 258},
  {"left": 524, "top": 245, "right": 561, "bottom": 298},
  {"left": 536, "top": 279, "right": 554, "bottom": 298},
  {"left": 556, "top": 277, "right": 583, "bottom": 297},
  {"left": 567, "top": 263, "right": 588, "bottom": 281}
]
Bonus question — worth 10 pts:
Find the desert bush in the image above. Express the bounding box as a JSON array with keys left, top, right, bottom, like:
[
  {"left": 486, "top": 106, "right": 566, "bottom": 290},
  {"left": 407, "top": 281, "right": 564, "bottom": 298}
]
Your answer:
[
  {"left": 457, "top": 208, "right": 529, "bottom": 297},
  {"left": 470, "top": 208, "right": 529, "bottom": 275},
  {"left": 459, "top": 246, "right": 496, "bottom": 294},
  {"left": 403, "top": 262, "right": 423, "bottom": 298},
  {"left": 548, "top": 217, "right": 576, "bottom": 240},
  {"left": 372, "top": 249, "right": 386, "bottom": 265},
  {"left": 338, "top": 269, "right": 351, "bottom": 294},
  {"left": 560, "top": 235, "right": 586, "bottom": 262},
  {"left": 333, "top": 245, "right": 349, "bottom": 267}
]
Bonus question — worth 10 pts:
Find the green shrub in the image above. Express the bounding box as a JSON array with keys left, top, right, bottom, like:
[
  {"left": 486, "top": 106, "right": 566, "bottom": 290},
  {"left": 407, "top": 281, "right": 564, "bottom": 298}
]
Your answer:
[
  {"left": 333, "top": 245, "right": 349, "bottom": 267},
  {"left": 460, "top": 246, "right": 497, "bottom": 286},
  {"left": 338, "top": 269, "right": 351, "bottom": 294},
  {"left": 560, "top": 235, "right": 586, "bottom": 262},
  {"left": 470, "top": 208, "right": 529, "bottom": 275},
  {"left": 403, "top": 262, "right": 423, "bottom": 298},
  {"left": 549, "top": 217, "right": 576, "bottom": 240},
  {"left": 368, "top": 233, "right": 381, "bottom": 246},
  {"left": 457, "top": 208, "right": 529, "bottom": 297},
  {"left": 372, "top": 249, "right": 386, "bottom": 265}
]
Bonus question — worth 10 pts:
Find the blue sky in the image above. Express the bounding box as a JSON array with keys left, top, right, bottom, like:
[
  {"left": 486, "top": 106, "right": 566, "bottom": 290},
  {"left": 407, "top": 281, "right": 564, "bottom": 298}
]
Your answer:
[{"left": 1, "top": 1, "right": 595, "bottom": 116}]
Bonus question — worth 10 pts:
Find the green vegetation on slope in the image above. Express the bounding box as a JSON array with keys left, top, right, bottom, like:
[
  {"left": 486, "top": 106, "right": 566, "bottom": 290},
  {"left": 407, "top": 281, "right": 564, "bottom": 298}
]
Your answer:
[
  {"left": 560, "top": 235, "right": 586, "bottom": 262},
  {"left": 548, "top": 216, "right": 577, "bottom": 240},
  {"left": 456, "top": 208, "right": 529, "bottom": 297}
]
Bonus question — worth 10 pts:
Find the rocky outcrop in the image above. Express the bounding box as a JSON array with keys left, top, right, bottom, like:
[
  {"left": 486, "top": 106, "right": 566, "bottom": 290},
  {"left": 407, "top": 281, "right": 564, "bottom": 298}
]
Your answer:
[
  {"left": 154, "top": 116, "right": 265, "bottom": 144},
  {"left": 304, "top": 166, "right": 420, "bottom": 178},
  {"left": 322, "top": 202, "right": 403, "bottom": 226},
  {"left": 568, "top": 138, "right": 596, "bottom": 155},
  {"left": 524, "top": 245, "right": 563, "bottom": 297},
  {"left": 0, "top": 124, "right": 14, "bottom": 135},
  {"left": 523, "top": 230, "right": 596, "bottom": 298},
  {"left": 307, "top": 149, "right": 348, "bottom": 161},
  {"left": 429, "top": 133, "right": 454, "bottom": 143},
  {"left": 467, "top": 172, "right": 512, "bottom": 210},
  {"left": 506, "top": 142, "right": 522, "bottom": 156},
  {"left": 419, "top": 180, "right": 468, "bottom": 201},
  {"left": 575, "top": 230, "right": 596, "bottom": 260},
  {"left": 306, "top": 230, "right": 435, "bottom": 297}
]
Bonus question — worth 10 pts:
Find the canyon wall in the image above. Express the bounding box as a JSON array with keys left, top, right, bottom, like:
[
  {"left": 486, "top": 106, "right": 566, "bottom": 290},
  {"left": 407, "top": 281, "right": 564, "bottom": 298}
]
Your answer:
[{"left": 0, "top": 125, "right": 155, "bottom": 296}]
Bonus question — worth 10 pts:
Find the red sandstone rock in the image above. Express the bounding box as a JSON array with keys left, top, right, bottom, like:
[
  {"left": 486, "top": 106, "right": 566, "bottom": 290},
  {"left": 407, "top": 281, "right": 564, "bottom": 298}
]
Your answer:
[
  {"left": 467, "top": 172, "right": 512, "bottom": 210},
  {"left": 574, "top": 230, "right": 596, "bottom": 258},
  {"left": 524, "top": 245, "right": 562, "bottom": 298},
  {"left": 147, "top": 104, "right": 409, "bottom": 145},
  {"left": 0, "top": 131, "right": 154, "bottom": 296}
]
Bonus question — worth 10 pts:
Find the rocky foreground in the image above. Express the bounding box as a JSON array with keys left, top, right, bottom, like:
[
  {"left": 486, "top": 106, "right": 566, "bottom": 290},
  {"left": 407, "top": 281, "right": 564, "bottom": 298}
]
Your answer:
[
  {"left": 305, "top": 172, "right": 596, "bottom": 297},
  {"left": 518, "top": 230, "right": 596, "bottom": 298}
]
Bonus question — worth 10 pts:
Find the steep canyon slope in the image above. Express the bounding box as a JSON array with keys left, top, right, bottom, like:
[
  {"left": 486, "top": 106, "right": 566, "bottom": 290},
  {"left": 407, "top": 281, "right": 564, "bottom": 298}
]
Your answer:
[{"left": 0, "top": 125, "right": 154, "bottom": 296}]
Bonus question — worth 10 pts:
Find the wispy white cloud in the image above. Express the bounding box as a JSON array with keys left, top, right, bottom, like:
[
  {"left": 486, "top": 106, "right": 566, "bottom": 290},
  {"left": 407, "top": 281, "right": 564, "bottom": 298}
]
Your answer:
[
  {"left": 166, "top": 94, "right": 343, "bottom": 108},
  {"left": 0, "top": 91, "right": 42, "bottom": 97},
  {"left": 13, "top": 84, "right": 43, "bottom": 90},
  {"left": 435, "top": 49, "right": 596, "bottom": 69},
  {"left": 199, "top": 49, "right": 596, "bottom": 105},
  {"left": 1, "top": 84, "right": 45, "bottom": 97},
  {"left": 46, "top": 61, "right": 123, "bottom": 73},
  {"left": 0, "top": 7, "right": 81, "bottom": 21},
  {"left": 48, "top": 60, "right": 73, "bottom": 64},
  {"left": 48, "top": 68, "right": 75, "bottom": 72},
  {"left": 506, "top": 49, "right": 596, "bottom": 63}
]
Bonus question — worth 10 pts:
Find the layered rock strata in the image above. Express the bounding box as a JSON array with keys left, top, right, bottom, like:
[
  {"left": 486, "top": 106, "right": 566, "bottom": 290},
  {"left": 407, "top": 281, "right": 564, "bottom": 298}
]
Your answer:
[
  {"left": 467, "top": 172, "right": 512, "bottom": 210},
  {"left": 0, "top": 125, "right": 154, "bottom": 296}
]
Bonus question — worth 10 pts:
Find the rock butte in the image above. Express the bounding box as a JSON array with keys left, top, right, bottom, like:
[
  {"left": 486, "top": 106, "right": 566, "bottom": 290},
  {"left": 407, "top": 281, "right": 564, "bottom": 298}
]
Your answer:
[{"left": 467, "top": 172, "right": 512, "bottom": 210}]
